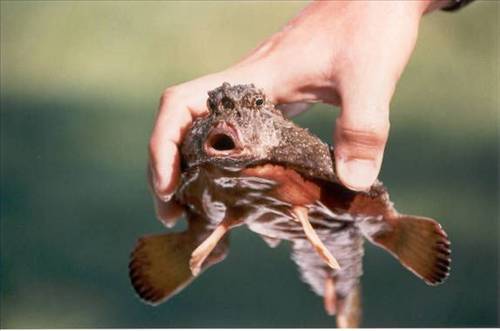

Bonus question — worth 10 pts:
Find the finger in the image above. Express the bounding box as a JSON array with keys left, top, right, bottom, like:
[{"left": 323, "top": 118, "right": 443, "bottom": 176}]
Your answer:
[
  {"left": 149, "top": 138, "right": 182, "bottom": 201},
  {"left": 334, "top": 97, "right": 390, "bottom": 192},
  {"left": 149, "top": 88, "right": 197, "bottom": 201},
  {"left": 148, "top": 165, "right": 184, "bottom": 227},
  {"left": 153, "top": 195, "right": 184, "bottom": 228}
]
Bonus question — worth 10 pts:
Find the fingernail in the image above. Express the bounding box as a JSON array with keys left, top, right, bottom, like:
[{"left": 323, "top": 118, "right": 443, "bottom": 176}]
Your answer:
[
  {"left": 336, "top": 158, "right": 378, "bottom": 191},
  {"left": 151, "top": 167, "right": 174, "bottom": 201},
  {"left": 158, "top": 191, "right": 174, "bottom": 202},
  {"left": 154, "top": 198, "right": 183, "bottom": 228}
]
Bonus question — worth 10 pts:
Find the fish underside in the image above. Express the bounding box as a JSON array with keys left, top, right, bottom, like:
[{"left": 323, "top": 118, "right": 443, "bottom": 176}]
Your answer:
[
  {"left": 129, "top": 162, "right": 451, "bottom": 328},
  {"left": 180, "top": 164, "right": 363, "bottom": 296},
  {"left": 129, "top": 82, "right": 450, "bottom": 328}
]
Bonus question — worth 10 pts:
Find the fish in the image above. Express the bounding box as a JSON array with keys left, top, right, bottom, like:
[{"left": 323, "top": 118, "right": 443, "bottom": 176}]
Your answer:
[{"left": 129, "top": 83, "right": 451, "bottom": 327}]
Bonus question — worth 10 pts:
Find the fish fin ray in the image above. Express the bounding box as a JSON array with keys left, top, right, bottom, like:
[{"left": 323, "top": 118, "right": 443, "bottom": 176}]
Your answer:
[
  {"left": 129, "top": 227, "right": 229, "bottom": 305},
  {"left": 361, "top": 214, "right": 451, "bottom": 285}
]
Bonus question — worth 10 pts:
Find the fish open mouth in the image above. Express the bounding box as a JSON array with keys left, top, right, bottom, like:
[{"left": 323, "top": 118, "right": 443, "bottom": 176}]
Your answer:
[{"left": 204, "top": 122, "right": 242, "bottom": 156}]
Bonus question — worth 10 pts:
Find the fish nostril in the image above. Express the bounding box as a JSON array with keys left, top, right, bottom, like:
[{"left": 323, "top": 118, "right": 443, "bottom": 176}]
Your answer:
[{"left": 208, "top": 133, "right": 236, "bottom": 152}]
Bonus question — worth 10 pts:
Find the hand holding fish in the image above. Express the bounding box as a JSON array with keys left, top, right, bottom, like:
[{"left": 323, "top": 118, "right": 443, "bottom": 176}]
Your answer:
[
  {"left": 148, "top": 1, "right": 449, "bottom": 222},
  {"left": 134, "top": 0, "right": 468, "bottom": 326}
]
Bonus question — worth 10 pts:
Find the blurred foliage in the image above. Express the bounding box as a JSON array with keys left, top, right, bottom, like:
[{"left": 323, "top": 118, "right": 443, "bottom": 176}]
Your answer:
[{"left": 1, "top": 1, "right": 498, "bottom": 328}]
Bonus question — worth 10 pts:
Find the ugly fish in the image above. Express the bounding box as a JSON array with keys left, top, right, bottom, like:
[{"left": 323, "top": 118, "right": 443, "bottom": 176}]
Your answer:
[{"left": 129, "top": 83, "right": 451, "bottom": 327}]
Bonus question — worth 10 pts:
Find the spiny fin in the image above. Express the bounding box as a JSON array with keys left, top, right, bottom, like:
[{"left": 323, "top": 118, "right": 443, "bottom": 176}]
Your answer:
[
  {"left": 129, "top": 231, "right": 228, "bottom": 305},
  {"left": 363, "top": 214, "right": 451, "bottom": 285},
  {"left": 190, "top": 220, "right": 230, "bottom": 276},
  {"left": 336, "top": 284, "right": 362, "bottom": 328},
  {"left": 293, "top": 206, "right": 340, "bottom": 270}
]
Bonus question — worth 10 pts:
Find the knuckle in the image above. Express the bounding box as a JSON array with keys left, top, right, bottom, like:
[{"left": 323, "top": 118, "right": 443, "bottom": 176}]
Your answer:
[
  {"left": 337, "top": 121, "right": 390, "bottom": 149},
  {"left": 159, "top": 86, "right": 179, "bottom": 106}
]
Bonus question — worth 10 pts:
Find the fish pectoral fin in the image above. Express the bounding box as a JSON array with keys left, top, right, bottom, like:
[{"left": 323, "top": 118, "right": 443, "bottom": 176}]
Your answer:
[
  {"left": 362, "top": 214, "right": 451, "bottom": 285},
  {"left": 129, "top": 232, "right": 194, "bottom": 305},
  {"left": 292, "top": 205, "right": 340, "bottom": 270},
  {"left": 129, "top": 229, "right": 228, "bottom": 305}
]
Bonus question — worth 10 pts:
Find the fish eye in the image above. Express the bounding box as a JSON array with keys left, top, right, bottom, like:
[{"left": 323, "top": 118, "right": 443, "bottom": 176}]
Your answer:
[
  {"left": 255, "top": 98, "right": 264, "bottom": 106},
  {"left": 221, "top": 97, "right": 234, "bottom": 110}
]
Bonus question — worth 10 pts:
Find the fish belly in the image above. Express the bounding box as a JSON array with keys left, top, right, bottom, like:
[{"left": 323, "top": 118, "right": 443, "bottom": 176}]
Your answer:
[{"left": 245, "top": 200, "right": 364, "bottom": 299}]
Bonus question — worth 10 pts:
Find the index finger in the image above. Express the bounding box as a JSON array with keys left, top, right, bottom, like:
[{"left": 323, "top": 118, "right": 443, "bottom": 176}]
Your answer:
[{"left": 149, "top": 87, "right": 202, "bottom": 201}]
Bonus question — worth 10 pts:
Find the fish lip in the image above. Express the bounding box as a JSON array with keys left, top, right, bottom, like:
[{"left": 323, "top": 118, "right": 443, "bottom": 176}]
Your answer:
[{"left": 204, "top": 121, "right": 244, "bottom": 157}]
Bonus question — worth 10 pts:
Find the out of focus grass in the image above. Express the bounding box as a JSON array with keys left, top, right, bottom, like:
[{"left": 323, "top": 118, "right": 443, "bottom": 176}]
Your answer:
[{"left": 1, "top": 1, "right": 498, "bottom": 327}]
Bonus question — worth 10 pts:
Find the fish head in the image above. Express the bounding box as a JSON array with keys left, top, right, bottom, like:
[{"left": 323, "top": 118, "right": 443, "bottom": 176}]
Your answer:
[
  {"left": 181, "top": 82, "right": 336, "bottom": 181},
  {"left": 181, "top": 82, "right": 288, "bottom": 170}
]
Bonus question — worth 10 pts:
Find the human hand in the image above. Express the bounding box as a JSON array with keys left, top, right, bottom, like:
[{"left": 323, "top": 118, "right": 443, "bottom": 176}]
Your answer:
[{"left": 149, "top": 0, "right": 447, "bottom": 224}]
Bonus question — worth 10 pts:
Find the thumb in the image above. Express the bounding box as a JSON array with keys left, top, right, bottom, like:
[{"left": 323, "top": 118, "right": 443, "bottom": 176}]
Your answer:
[{"left": 334, "top": 96, "right": 390, "bottom": 191}]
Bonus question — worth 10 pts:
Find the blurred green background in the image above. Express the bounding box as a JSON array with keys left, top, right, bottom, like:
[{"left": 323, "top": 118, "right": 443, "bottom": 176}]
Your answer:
[{"left": 1, "top": 1, "right": 498, "bottom": 328}]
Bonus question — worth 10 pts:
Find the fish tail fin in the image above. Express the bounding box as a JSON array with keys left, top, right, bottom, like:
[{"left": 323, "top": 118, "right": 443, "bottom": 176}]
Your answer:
[
  {"left": 129, "top": 230, "right": 228, "bottom": 305},
  {"left": 363, "top": 213, "right": 451, "bottom": 285},
  {"left": 336, "top": 284, "right": 362, "bottom": 328}
]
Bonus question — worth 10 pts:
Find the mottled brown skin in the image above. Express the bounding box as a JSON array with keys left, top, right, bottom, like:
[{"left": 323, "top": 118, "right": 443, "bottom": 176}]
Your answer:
[
  {"left": 181, "top": 83, "right": 336, "bottom": 182},
  {"left": 130, "top": 83, "right": 451, "bottom": 327}
]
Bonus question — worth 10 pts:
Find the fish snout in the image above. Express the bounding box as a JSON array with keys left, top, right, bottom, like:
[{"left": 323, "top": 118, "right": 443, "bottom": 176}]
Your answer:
[{"left": 204, "top": 122, "right": 242, "bottom": 157}]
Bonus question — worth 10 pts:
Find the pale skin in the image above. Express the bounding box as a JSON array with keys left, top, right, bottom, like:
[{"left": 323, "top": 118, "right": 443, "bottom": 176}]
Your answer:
[{"left": 149, "top": 0, "right": 451, "bottom": 224}]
